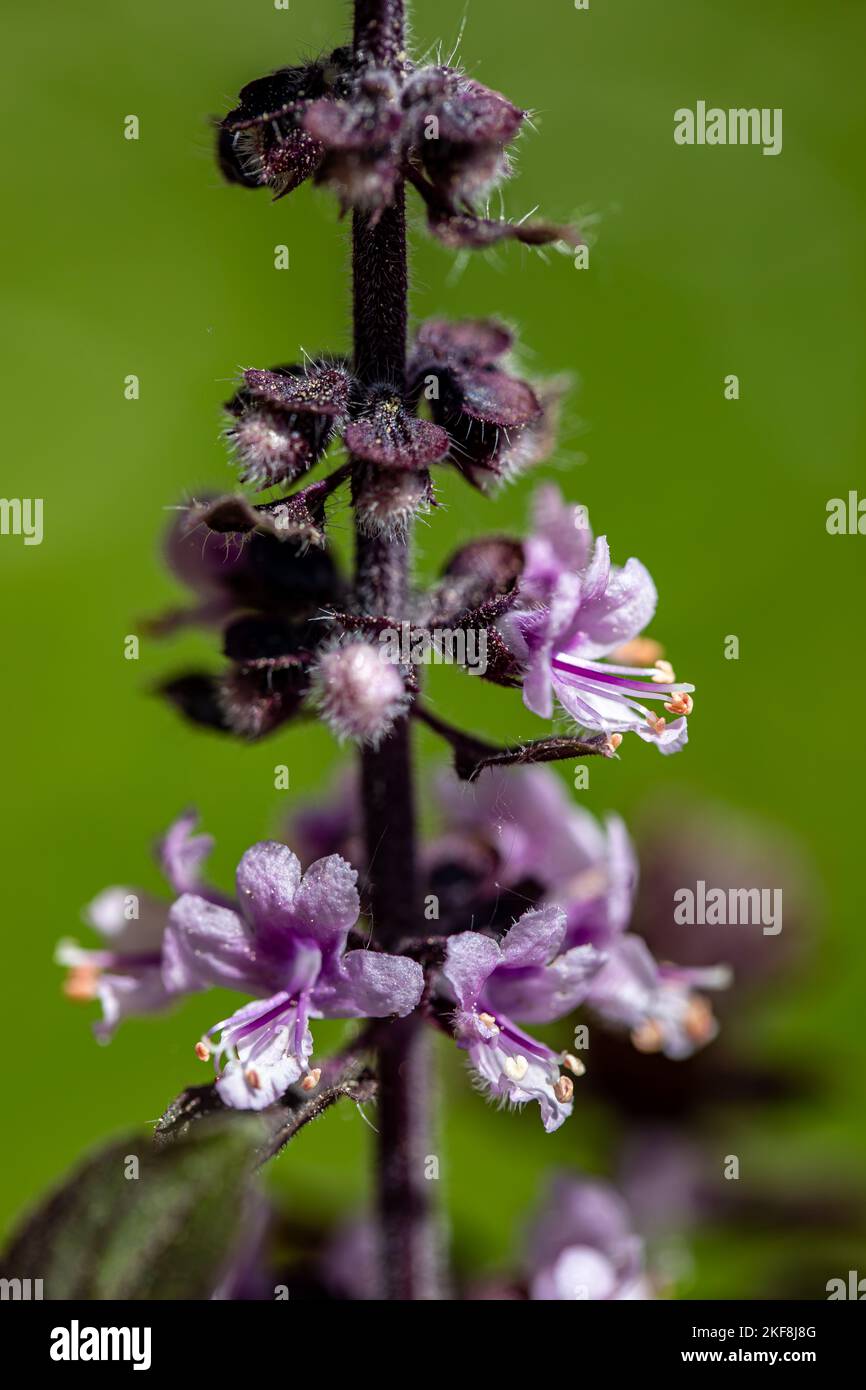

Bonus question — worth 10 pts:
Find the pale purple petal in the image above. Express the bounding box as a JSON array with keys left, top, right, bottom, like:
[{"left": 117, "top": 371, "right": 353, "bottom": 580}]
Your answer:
[
  {"left": 291, "top": 854, "right": 360, "bottom": 951},
  {"left": 93, "top": 969, "right": 172, "bottom": 1042},
  {"left": 576, "top": 534, "right": 611, "bottom": 607},
  {"left": 499, "top": 904, "right": 568, "bottom": 968},
  {"left": 545, "top": 571, "right": 584, "bottom": 646},
  {"left": 159, "top": 811, "right": 215, "bottom": 896},
  {"left": 571, "top": 557, "right": 657, "bottom": 658},
  {"left": 442, "top": 931, "right": 501, "bottom": 1009},
  {"left": 603, "top": 814, "right": 639, "bottom": 937},
  {"left": 84, "top": 887, "right": 167, "bottom": 954},
  {"left": 635, "top": 714, "right": 689, "bottom": 755},
  {"left": 498, "top": 607, "right": 554, "bottom": 718},
  {"left": 235, "top": 841, "right": 302, "bottom": 945},
  {"left": 162, "top": 894, "right": 259, "bottom": 992},
  {"left": 435, "top": 765, "right": 609, "bottom": 890},
  {"left": 318, "top": 950, "right": 424, "bottom": 1018},
  {"left": 521, "top": 483, "right": 594, "bottom": 597},
  {"left": 584, "top": 934, "right": 659, "bottom": 1026},
  {"left": 562, "top": 813, "right": 639, "bottom": 950},
  {"left": 527, "top": 1176, "right": 650, "bottom": 1299},
  {"left": 521, "top": 642, "right": 555, "bottom": 719},
  {"left": 587, "top": 935, "right": 728, "bottom": 1058},
  {"left": 214, "top": 993, "right": 313, "bottom": 1110},
  {"left": 530, "top": 1175, "right": 638, "bottom": 1264},
  {"left": 551, "top": 672, "right": 649, "bottom": 734},
  {"left": 485, "top": 942, "right": 604, "bottom": 1023},
  {"left": 531, "top": 1246, "right": 619, "bottom": 1301},
  {"left": 467, "top": 1031, "right": 572, "bottom": 1132}
]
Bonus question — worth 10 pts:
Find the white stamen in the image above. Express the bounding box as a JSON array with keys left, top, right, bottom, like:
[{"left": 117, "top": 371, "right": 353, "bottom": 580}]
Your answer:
[
  {"left": 652, "top": 660, "right": 676, "bottom": 683},
  {"left": 504, "top": 1054, "right": 529, "bottom": 1082}
]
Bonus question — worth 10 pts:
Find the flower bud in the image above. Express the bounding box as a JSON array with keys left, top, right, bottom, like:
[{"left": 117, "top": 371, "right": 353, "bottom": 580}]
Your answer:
[{"left": 311, "top": 640, "right": 410, "bottom": 746}]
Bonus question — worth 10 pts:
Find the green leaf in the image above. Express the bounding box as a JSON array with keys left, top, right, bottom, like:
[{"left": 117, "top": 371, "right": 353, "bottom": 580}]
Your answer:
[{"left": 0, "top": 1116, "right": 265, "bottom": 1300}]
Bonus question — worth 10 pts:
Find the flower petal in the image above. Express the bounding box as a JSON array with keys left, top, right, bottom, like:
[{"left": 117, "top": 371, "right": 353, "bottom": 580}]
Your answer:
[
  {"left": 214, "top": 994, "right": 312, "bottom": 1110},
  {"left": 159, "top": 811, "right": 214, "bottom": 896},
  {"left": 587, "top": 935, "right": 727, "bottom": 1058},
  {"left": 500, "top": 905, "right": 568, "bottom": 968},
  {"left": 486, "top": 942, "right": 603, "bottom": 1024},
  {"left": 442, "top": 931, "right": 501, "bottom": 1009},
  {"left": 319, "top": 950, "right": 424, "bottom": 1018},
  {"left": 291, "top": 854, "right": 361, "bottom": 951},
  {"left": 235, "top": 841, "right": 302, "bottom": 944},
  {"left": 575, "top": 557, "right": 658, "bottom": 657},
  {"left": 467, "top": 1032, "right": 572, "bottom": 1132},
  {"left": 522, "top": 483, "right": 594, "bottom": 597},
  {"left": 635, "top": 714, "right": 689, "bottom": 755},
  {"left": 531, "top": 1246, "right": 619, "bottom": 1301},
  {"left": 162, "top": 894, "right": 259, "bottom": 992},
  {"left": 93, "top": 969, "right": 172, "bottom": 1042},
  {"left": 84, "top": 887, "right": 167, "bottom": 954}
]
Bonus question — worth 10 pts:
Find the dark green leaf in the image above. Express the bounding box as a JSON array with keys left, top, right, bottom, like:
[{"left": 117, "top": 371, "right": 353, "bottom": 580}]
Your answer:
[{"left": 0, "top": 1117, "right": 265, "bottom": 1300}]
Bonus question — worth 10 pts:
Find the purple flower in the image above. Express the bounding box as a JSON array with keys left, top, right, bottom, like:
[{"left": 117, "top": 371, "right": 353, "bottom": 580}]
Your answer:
[
  {"left": 434, "top": 765, "right": 728, "bottom": 1059},
  {"left": 56, "top": 812, "right": 217, "bottom": 1039},
  {"left": 441, "top": 906, "right": 600, "bottom": 1132},
  {"left": 165, "top": 842, "right": 424, "bottom": 1109},
  {"left": 585, "top": 937, "right": 730, "bottom": 1060},
  {"left": 434, "top": 764, "right": 632, "bottom": 912},
  {"left": 526, "top": 1175, "right": 651, "bottom": 1300},
  {"left": 500, "top": 485, "right": 694, "bottom": 754}
]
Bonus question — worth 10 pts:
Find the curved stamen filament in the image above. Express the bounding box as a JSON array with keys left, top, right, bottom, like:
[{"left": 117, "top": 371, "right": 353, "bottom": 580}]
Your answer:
[{"left": 551, "top": 652, "right": 694, "bottom": 701}]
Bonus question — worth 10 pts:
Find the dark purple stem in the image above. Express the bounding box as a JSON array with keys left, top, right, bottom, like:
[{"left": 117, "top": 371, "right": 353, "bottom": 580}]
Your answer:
[{"left": 352, "top": 0, "right": 441, "bottom": 1301}]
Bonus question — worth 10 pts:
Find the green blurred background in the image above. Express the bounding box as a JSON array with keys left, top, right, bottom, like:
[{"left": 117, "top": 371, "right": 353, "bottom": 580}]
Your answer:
[{"left": 2, "top": 0, "right": 864, "bottom": 1295}]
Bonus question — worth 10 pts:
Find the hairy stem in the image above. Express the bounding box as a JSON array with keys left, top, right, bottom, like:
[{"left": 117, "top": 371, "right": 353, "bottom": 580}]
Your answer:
[{"left": 352, "top": 0, "right": 441, "bottom": 1300}]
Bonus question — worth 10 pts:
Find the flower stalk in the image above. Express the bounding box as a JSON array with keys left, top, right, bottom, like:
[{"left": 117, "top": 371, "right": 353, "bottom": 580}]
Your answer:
[{"left": 350, "top": 0, "right": 442, "bottom": 1306}]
